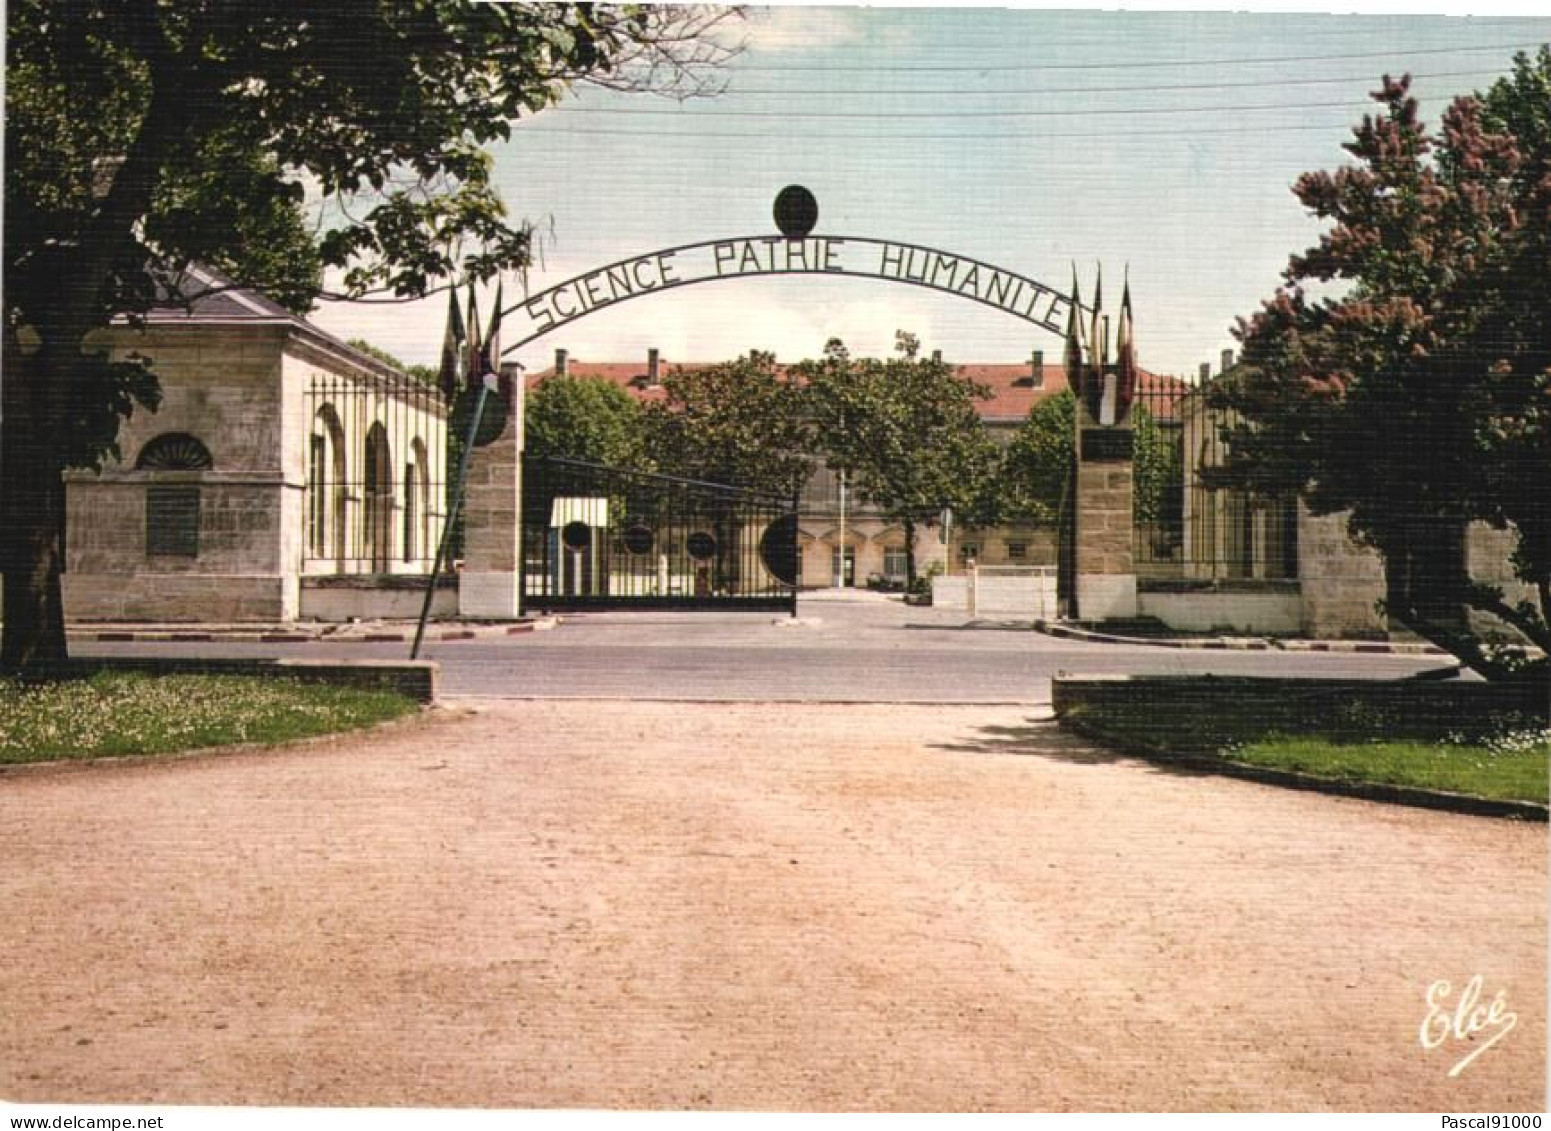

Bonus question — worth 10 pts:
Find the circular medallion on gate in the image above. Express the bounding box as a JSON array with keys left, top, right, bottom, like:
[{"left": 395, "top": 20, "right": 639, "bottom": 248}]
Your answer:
[
  {"left": 758, "top": 514, "right": 799, "bottom": 586},
  {"left": 622, "top": 523, "right": 654, "bottom": 555},
  {"left": 561, "top": 520, "right": 591, "bottom": 551},
  {"left": 774, "top": 185, "right": 818, "bottom": 239},
  {"left": 686, "top": 531, "right": 717, "bottom": 561}
]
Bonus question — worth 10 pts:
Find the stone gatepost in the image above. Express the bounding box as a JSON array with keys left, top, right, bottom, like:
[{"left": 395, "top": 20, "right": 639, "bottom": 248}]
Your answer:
[
  {"left": 458, "top": 363, "right": 526, "bottom": 619},
  {"left": 1073, "top": 403, "right": 1139, "bottom": 621}
]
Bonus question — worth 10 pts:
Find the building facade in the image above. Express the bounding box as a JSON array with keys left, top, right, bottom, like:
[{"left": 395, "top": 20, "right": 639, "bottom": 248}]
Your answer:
[{"left": 63, "top": 270, "right": 449, "bottom": 623}]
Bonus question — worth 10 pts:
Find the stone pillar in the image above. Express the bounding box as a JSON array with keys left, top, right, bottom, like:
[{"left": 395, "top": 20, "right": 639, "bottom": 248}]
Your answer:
[
  {"left": 458, "top": 364, "right": 526, "bottom": 619},
  {"left": 1073, "top": 406, "right": 1138, "bottom": 621}
]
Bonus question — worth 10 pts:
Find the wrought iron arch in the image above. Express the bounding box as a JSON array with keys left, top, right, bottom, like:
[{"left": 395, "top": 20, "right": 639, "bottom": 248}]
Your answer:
[{"left": 499, "top": 234, "right": 1080, "bottom": 356}]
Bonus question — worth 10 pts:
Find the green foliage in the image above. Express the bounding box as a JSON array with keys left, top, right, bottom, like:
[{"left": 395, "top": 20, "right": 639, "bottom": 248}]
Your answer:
[
  {"left": 643, "top": 352, "right": 812, "bottom": 497},
  {"left": 1131, "top": 405, "right": 1183, "bottom": 530},
  {"left": 526, "top": 375, "right": 649, "bottom": 467},
  {"left": 344, "top": 339, "right": 438, "bottom": 386},
  {"left": 996, "top": 389, "right": 1180, "bottom": 533},
  {"left": 1212, "top": 51, "right": 1551, "bottom": 677},
  {"left": 999, "top": 389, "right": 1075, "bottom": 527},
  {"left": 0, "top": 672, "right": 417, "bottom": 763},
  {"left": 1, "top": 0, "right": 735, "bottom": 666},
  {"left": 1067, "top": 682, "right": 1548, "bottom": 803},
  {"left": 796, "top": 334, "right": 1000, "bottom": 581}
]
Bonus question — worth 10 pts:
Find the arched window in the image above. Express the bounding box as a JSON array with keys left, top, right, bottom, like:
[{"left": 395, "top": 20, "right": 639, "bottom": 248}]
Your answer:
[
  {"left": 404, "top": 438, "right": 431, "bottom": 564},
  {"left": 135, "top": 433, "right": 213, "bottom": 471},
  {"left": 308, "top": 407, "right": 347, "bottom": 565},
  {"left": 403, "top": 462, "right": 418, "bottom": 563},
  {"left": 135, "top": 433, "right": 212, "bottom": 558},
  {"left": 363, "top": 422, "right": 393, "bottom": 572}
]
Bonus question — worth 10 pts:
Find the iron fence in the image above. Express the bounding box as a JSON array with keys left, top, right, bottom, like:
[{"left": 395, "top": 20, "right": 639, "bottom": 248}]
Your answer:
[
  {"left": 302, "top": 373, "right": 451, "bottom": 574},
  {"left": 522, "top": 455, "right": 799, "bottom": 612},
  {"left": 1130, "top": 379, "right": 1298, "bottom": 582}
]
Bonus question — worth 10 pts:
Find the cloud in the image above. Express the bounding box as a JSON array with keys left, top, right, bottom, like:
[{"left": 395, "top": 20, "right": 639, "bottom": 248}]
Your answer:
[{"left": 744, "top": 7, "right": 877, "bottom": 54}]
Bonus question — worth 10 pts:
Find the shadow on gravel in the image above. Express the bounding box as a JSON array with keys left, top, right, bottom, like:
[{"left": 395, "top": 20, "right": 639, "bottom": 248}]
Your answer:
[{"left": 931, "top": 719, "right": 1215, "bottom": 779}]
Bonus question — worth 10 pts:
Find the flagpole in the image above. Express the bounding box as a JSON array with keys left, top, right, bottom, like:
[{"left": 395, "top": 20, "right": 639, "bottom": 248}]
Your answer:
[{"left": 412, "top": 372, "right": 495, "bottom": 661}]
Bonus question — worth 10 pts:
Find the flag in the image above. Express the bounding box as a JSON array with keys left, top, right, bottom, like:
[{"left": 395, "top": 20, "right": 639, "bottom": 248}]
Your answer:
[
  {"left": 1116, "top": 271, "right": 1136, "bottom": 426},
  {"left": 1064, "top": 265, "right": 1085, "bottom": 403},
  {"left": 437, "top": 285, "right": 465, "bottom": 403},
  {"left": 463, "top": 281, "right": 483, "bottom": 391},
  {"left": 478, "top": 277, "right": 504, "bottom": 380},
  {"left": 1091, "top": 265, "right": 1117, "bottom": 425}
]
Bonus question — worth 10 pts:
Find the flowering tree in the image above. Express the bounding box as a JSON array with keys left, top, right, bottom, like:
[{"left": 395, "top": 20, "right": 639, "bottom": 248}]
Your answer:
[{"left": 1210, "top": 51, "right": 1550, "bottom": 683}]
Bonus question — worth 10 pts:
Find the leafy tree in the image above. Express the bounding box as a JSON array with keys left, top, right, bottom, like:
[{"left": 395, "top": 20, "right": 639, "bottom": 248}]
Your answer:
[
  {"left": 998, "top": 389, "right": 1075, "bottom": 528},
  {"left": 797, "top": 333, "right": 1000, "bottom": 583},
  {"left": 1131, "top": 404, "right": 1183, "bottom": 534},
  {"left": 2, "top": 1, "right": 736, "bottom": 667},
  {"left": 344, "top": 339, "right": 438, "bottom": 386},
  {"left": 1209, "top": 52, "right": 1551, "bottom": 682},
  {"left": 642, "top": 352, "right": 812, "bottom": 498},
  {"left": 996, "top": 388, "right": 1181, "bottom": 542},
  {"left": 526, "top": 375, "right": 648, "bottom": 467}
]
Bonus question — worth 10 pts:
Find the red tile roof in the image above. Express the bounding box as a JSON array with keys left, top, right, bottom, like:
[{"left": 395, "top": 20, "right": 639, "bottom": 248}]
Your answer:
[{"left": 525, "top": 359, "right": 1190, "bottom": 421}]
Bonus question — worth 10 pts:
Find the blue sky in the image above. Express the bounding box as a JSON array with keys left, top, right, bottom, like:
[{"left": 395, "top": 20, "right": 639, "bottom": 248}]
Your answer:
[{"left": 311, "top": 4, "right": 1551, "bottom": 382}]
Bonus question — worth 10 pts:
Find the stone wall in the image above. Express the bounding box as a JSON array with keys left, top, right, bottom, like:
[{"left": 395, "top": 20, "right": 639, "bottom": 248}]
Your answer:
[
  {"left": 1139, "top": 586, "right": 1303, "bottom": 634},
  {"left": 299, "top": 576, "right": 458, "bottom": 621},
  {"left": 1074, "top": 459, "right": 1137, "bottom": 620},
  {"left": 1465, "top": 522, "right": 1544, "bottom": 643},
  {"left": 1296, "top": 504, "right": 1388, "bottom": 638},
  {"left": 459, "top": 372, "right": 525, "bottom": 619},
  {"left": 64, "top": 325, "right": 295, "bottom": 621}
]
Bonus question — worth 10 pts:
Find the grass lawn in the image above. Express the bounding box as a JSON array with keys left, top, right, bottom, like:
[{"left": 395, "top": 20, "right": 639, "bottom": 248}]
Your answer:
[
  {"left": 1066, "top": 693, "right": 1549, "bottom": 805},
  {"left": 1227, "top": 735, "right": 1549, "bottom": 804},
  {"left": 0, "top": 672, "right": 420, "bottom": 765}
]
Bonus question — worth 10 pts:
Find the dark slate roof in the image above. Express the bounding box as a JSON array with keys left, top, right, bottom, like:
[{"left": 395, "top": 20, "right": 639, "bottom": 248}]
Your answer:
[{"left": 121, "top": 264, "right": 410, "bottom": 385}]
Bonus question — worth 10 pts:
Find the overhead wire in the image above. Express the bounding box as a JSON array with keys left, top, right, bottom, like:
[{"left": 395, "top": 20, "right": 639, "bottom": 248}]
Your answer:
[
  {"left": 711, "top": 40, "right": 1549, "bottom": 73},
  {"left": 552, "top": 95, "right": 1460, "bottom": 120},
  {"left": 716, "top": 67, "right": 1510, "bottom": 98}
]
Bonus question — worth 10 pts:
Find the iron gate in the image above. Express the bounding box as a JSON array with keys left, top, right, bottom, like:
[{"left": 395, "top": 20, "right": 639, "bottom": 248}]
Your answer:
[{"left": 520, "top": 455, "right": 799, "bottom": 613}]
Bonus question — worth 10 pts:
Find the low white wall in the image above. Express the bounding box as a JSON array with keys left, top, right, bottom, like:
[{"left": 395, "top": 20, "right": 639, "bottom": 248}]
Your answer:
[
  {"left": 977, "top": 574, "right": 1058, "bottom": 619},
  {"left": 1140, "top": 589, "right": 1302, "bottom": 634},
  {"left": 933, "top": 572, "right": 1057, "bottom": 619},
  {"left": 300, "top": 579, "right": 457, "bottom": 621},
  {"left": 932, "top": 576, "right": 969, "bottom": 610}
]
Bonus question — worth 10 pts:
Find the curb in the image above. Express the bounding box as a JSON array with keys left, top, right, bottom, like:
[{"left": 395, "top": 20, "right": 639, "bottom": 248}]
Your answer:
[
  {"left": 69, "top": 618, "right": 557, "bottom": 645},
  {"left": 1032, "top": 619, "right": 1447, "bottom": 655},
  {"left": 1058, "top": 716, "right": 1547, "bottom": 822}
]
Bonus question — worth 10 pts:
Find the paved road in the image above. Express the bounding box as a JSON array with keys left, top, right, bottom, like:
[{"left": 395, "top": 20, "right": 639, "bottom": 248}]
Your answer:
[
  {"left": 79, "top": 591, "right": 1452, "bottom": 702},
  {"left": 4, "top": 699, "right": 1540, "bottom": 1110}
]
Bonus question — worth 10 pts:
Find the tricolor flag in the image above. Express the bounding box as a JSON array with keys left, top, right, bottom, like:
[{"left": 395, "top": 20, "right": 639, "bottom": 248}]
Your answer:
[
  {"left": 1091, "top": 265, "right": 1118, "bottom": 426},
  {"left": 1115, "top": 272, "right": 1137, "bottom": 426},
  {"left": 463, "top": 281, "right": 483, "bottom": 391},
  {"left": 1065, "top": 266, "right": 1088, "bottom": 416},
  {"left": 478, "top": 278, "right": 504, "bottom": 381},
  {"left": 437, "top": 284, "right": 466, "bottom": 403}
]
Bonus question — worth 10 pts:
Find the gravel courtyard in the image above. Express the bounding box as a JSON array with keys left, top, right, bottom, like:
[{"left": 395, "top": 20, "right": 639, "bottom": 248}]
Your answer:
[{"left": 2, "top": 699, "right": 1543, "bottom": 1111}]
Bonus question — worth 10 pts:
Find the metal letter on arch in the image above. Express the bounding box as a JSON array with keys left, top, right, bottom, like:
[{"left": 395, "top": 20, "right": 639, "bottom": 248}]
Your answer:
[{"left": 499, "top": 234, "right": 1081, "bottom": 357}]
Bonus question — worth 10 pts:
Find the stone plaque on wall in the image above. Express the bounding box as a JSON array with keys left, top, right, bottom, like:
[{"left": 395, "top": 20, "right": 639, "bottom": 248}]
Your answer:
[{"left": 1080, "top": 429, "right": 1134, "bottom": 462}]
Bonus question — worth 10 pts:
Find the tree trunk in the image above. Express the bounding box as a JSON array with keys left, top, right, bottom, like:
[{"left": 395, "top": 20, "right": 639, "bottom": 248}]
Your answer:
[
  {"left": 903, "top": 516, "right": 917, "bottom": 585},
  {"left": 1, "top": 349, "right": 70, "bottom": 669}
]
